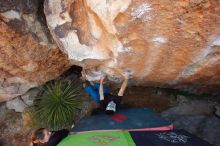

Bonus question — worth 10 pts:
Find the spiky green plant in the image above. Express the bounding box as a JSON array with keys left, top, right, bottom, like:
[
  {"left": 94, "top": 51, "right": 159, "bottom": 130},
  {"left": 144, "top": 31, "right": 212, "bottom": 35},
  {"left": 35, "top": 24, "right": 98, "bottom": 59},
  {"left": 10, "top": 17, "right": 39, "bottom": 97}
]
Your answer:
[{"left": 29, "top": 79, "right": 84, "bottom": 130}]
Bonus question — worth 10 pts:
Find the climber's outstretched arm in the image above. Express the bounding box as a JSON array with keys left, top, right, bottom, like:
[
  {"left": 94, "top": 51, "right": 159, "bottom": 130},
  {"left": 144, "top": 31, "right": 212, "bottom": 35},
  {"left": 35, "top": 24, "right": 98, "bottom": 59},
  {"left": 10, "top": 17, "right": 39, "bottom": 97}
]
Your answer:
[
  {"left": 99, "top": 76, "right": 105, "bottom": 101},
  {"left": 118, "top": 74, "right": 129, "bottom": 96}
]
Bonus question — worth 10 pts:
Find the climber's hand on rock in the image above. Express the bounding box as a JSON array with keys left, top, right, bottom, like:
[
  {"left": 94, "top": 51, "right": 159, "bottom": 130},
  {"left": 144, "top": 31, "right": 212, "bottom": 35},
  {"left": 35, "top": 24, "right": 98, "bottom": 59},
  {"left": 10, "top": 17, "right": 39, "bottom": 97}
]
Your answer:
[
  {"left": 81, "top": 70, "right": 87, "bottom": 80},
  {"left": 124, "top": 73, "right": 129, "bottom": 79},
  {"left": 100, "top": 75, "right": 105, "bottom": 83},
  {"left": 122, "top": 71, "right": 131, "bottom": 79}
]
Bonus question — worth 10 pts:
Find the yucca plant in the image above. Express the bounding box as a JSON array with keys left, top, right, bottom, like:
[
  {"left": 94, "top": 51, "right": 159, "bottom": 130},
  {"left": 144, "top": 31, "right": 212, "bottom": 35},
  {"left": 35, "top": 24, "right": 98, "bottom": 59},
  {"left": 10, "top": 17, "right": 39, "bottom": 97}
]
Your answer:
[{"left": 29, "top": 79, "right": 85, "bottom": 130}]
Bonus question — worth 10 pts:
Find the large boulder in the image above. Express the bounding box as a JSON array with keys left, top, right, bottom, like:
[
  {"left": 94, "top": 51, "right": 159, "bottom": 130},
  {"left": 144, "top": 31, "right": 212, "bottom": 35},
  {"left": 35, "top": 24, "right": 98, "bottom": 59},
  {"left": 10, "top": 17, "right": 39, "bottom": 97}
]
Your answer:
[{"left": 44, "top": 0, "right": 220, "bottom": 94}]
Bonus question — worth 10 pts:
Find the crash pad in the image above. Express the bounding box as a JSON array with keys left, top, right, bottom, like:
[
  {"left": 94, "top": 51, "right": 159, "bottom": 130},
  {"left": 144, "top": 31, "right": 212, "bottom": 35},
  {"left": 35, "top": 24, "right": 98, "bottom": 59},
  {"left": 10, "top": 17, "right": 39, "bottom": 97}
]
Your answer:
[
  {"left": 130, "top": 130, "right": 213, "bottom": 146},
  {"left": 72, "top": 108, "right": 173, "bottom": 132},
  {"left": 57, "top": 131, "right": 135, "bottom": 146}
]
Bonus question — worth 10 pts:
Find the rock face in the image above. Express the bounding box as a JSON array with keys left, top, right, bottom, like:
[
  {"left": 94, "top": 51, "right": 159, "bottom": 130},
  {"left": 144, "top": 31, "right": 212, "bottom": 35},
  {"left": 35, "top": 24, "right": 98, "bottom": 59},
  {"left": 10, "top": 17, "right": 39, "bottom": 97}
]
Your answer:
[
  {"left": 0, "top": 0, "right": 71, "bottom": 102},
  {"left": 0, "top": 103, "right": 31, "bottom": 146},
  {"left": 44, "top": 0, "right": 220, "bottom": 94}
]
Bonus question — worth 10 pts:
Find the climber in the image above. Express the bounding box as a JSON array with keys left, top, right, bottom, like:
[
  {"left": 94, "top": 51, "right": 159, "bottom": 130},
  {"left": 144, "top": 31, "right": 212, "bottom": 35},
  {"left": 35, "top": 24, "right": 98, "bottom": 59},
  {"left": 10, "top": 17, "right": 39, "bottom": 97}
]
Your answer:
[
  {"left": 82, "top": 70, "right": 129, "bottom": 115},
  {"left": 30, "top": 128, "right": 69, "bottom": 146}
]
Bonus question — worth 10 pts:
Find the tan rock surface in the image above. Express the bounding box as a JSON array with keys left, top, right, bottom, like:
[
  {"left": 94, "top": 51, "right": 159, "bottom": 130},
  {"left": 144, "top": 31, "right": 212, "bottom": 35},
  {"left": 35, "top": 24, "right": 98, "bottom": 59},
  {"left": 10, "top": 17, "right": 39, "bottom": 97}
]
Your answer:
[
  {"left": 0, "top": 22, "right": 70, "bottom": 102},
  {"left": 45, "top": 0, "right": 220, "bottom": 94}
]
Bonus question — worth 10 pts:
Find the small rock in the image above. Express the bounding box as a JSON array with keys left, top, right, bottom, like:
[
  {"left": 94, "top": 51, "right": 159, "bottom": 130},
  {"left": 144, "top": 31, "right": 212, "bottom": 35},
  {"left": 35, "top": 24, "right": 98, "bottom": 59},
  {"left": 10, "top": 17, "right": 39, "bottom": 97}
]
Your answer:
[
  {"left": 6, "top": 87, "right": 40, "bottom": 112},
  {"left": 21, "top": 88, "right": 40, "bottom": 106},
  {"left": 6, "top": 98, "right": 26, "bottom": 112}
]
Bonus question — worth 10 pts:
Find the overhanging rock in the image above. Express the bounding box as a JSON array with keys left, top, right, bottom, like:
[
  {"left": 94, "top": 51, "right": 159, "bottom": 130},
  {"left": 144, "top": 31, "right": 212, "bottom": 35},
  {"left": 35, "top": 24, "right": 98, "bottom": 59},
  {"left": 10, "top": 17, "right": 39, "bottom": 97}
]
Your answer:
[{"left": 44, "top": 0, "right": 220, "bottom": 94}]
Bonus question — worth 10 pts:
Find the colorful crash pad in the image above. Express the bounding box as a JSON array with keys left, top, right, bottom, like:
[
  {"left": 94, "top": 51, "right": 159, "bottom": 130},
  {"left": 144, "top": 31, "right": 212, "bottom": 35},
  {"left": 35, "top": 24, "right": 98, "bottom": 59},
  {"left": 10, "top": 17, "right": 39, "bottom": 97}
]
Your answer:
[
  {"left": 72, "top": 108, "right": 173, "bottom": 132},
  {"left": 58, "top": 131, "right": 135, "bottom": 146}
]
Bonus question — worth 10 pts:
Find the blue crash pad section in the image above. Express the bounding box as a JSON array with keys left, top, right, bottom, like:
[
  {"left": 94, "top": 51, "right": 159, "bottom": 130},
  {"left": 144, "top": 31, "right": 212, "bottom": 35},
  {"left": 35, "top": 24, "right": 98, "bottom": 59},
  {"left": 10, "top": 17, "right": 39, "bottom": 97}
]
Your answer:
[{"left": 72, "top": 108, "right": 172, "bottom": 132}]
